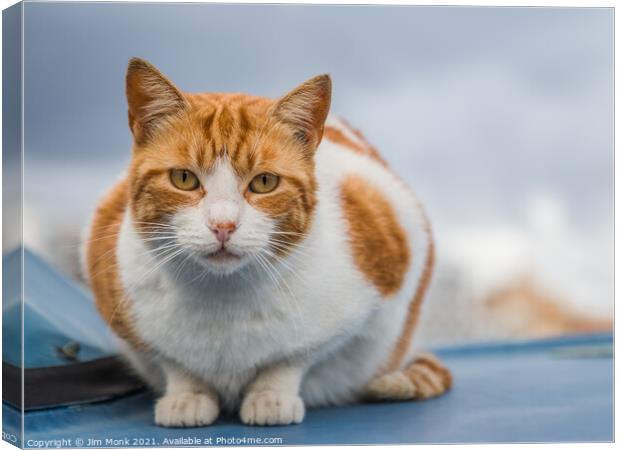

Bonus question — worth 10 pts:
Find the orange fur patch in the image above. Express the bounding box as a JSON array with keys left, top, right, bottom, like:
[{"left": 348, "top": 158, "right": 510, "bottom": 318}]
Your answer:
[
  {"left": 324, "top": 125, "right": 387, "bottom": 166},
  {"left": 86, "top": 179, "right": 145, "bottom": 349},
  {"left": 485, "top": 279, "right": 613, "bottom": 337},
  {"left": 340, "top": 175, "right": 410, "bottom": 297}
]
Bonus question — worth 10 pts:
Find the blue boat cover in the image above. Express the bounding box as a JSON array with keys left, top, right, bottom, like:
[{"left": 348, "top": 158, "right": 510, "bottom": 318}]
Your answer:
[
  {"left": 3, "top": 249, "right": 117, "bottom": 368},
  {"left": 2, "top": 249, "right": 613, "bottom": 446}
]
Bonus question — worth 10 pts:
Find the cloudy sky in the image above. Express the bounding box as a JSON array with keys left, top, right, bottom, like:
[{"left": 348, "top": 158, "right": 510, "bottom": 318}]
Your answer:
[{"left": 19, "top": 4, "right": 613, "bottom": 315}]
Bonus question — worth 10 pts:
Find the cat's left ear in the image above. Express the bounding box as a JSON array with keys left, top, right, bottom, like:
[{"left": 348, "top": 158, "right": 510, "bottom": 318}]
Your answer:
[{"left": 273, "top": 74, "right": 332, "bottom": 154}]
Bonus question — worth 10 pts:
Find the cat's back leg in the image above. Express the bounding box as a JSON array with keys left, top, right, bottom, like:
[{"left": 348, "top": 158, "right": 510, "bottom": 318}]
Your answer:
[{"left": 365, "top": 352, "right": 452, "bottom": 401}]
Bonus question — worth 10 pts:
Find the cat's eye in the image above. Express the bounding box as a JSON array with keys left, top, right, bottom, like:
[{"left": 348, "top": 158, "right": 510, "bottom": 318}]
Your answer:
[
  {"left": 170, "top": 169, "right": 200, "bottom": 191},
  {"left": 249, "top": 173, "right": 280, "bottom": 194}
]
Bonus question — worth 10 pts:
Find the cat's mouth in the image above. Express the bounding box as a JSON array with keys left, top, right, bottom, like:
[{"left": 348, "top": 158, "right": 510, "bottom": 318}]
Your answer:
[
  {"left": 204, "top": 248, "right": 242, "bottom": 263},
  {"left": 191, "top": 246, "right": 249, "bottom": 274}
]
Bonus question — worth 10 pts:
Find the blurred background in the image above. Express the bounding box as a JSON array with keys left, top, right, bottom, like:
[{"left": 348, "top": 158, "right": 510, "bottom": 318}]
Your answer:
[{"left": 12, "top": 4, "right": 613, "bottom": 346}]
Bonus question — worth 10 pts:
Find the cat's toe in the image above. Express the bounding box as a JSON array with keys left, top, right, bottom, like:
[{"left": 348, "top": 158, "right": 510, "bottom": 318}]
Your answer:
[
  {"left": 240, "top": 391, "right": 305, "bottom": 426},
  {"left": 155, "top": 392, "right": 219, "bottom": 427}
]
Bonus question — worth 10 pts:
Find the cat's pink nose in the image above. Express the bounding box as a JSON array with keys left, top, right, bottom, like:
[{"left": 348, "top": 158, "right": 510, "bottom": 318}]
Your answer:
[{"left": 209, "top": 222, "right": 237, "bottom": 243}]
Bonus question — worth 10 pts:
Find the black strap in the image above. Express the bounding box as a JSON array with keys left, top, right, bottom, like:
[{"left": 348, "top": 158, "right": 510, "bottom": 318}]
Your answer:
[{"left": 3, "top": 356, "right": 144, "bottom": 410}]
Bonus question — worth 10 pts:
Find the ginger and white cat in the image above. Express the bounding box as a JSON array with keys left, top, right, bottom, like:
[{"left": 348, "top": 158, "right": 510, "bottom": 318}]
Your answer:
[{"left": 85, "top": 58, "right": 451, "bottom": 427}]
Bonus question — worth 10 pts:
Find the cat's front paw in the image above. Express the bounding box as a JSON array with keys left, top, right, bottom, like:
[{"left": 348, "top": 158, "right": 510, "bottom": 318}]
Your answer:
[
  {"left": 240, "top": 390, "right": 305, "bottom": 426},
  {"left": 155, "top": 392, "right": 219, "bottom": 427}
]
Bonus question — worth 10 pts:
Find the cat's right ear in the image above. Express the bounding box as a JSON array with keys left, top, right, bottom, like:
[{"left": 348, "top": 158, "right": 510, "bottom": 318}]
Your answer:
[{"left": 126, "top": 57, "right": 188, "bottom": 144}]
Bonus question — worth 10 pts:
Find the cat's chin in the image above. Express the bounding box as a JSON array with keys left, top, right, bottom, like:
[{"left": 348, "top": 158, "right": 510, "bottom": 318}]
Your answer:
[{"left": 193, "top": 249, "right": 249, "bottom": 276}]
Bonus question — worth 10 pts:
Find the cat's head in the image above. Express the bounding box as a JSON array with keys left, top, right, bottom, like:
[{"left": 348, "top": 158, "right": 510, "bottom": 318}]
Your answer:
[{"left": 125, "top": 58, "right": 331, "bottom": 276}]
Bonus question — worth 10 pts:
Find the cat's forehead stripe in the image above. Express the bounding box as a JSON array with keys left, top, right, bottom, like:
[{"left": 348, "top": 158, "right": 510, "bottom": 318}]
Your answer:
[{"left": 186, "top": 93, "right": 273, "bottom": 172}]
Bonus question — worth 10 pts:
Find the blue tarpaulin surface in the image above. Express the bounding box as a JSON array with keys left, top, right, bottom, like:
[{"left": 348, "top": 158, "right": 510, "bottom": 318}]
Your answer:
[{"left": 2, "top": 250, "right": 614, "bottom": 445}]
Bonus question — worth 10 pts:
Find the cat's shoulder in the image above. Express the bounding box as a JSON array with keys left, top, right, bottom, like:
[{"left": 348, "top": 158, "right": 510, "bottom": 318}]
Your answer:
[
  {"left": 317, "top": 115, "right": 431, "bottom": 300},
  {"left": 322, "top": 115, "right": 388, "bottom": 166}
]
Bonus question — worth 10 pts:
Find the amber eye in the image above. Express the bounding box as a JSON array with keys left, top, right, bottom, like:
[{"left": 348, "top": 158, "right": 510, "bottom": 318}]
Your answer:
[
  {"left": 249, "top": 173, "right": 280, "bottom": 194},
  {"left": 170, "top": 169, "right": 200, "bottom": 191}
]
